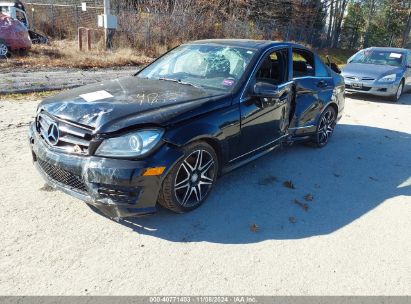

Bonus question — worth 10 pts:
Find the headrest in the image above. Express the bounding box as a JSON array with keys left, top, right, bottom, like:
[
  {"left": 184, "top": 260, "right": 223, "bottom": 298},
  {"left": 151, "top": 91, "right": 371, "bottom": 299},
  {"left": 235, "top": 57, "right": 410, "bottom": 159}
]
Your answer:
[
  {"left": 205, "top": 54, "right": 230, "bottom": 76},
  {"left": 293, "top": 60, "right": 308, "bottom": 73}
]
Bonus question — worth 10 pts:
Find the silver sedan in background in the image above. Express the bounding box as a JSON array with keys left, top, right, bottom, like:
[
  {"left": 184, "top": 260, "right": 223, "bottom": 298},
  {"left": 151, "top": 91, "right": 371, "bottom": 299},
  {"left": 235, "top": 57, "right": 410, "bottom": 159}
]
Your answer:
[{"left": 342, "top": 47, "right": 411, "bottom": 102}]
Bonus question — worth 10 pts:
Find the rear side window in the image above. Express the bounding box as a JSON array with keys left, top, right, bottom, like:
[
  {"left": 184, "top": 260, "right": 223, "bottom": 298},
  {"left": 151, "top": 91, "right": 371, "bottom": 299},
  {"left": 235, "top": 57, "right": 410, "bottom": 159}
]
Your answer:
[
  {"left": 315, "top": 56, "right": 330, "bottom": 77},
  {"left": 292, "top": 49, "right": 315, "bottom": 78}
]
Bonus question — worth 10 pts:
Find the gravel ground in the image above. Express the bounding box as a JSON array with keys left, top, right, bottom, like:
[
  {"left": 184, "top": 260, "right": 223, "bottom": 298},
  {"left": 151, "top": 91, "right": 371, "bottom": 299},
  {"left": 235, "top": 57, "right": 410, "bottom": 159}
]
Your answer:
[
  {"left": 0, "top": 93, "right": 410, "bottom": 295},
  {"left": 0, "top": 67, "right": 138, "bottom": 94}
]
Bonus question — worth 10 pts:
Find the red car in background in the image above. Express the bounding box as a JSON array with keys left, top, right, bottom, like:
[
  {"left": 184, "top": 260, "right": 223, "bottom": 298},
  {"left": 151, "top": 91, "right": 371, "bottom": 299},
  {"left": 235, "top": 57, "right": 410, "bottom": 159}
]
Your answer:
[{"left": 0, "top": 12, "right": 31, "bottom": 57}]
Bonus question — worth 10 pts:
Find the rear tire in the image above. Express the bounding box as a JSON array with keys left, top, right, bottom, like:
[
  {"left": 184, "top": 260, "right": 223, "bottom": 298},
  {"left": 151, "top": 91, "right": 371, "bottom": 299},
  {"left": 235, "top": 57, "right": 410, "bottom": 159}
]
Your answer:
[
  {"left": 312, "top": 106, "right": 337, "bottom": 148},
  {"left": 158, "top": 141, "right": 218, "bottom": 213}
]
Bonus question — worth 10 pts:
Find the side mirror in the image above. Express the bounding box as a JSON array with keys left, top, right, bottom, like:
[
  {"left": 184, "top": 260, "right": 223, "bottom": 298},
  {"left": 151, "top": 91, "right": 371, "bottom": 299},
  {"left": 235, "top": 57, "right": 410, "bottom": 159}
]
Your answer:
[{"left": 251, "top": 82, "right": 278, "bottom": 97}]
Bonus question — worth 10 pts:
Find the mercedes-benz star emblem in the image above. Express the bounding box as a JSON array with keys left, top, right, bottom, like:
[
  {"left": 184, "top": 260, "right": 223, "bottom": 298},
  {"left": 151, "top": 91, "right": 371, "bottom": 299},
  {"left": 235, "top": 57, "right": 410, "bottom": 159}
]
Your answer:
[{"left": 47, "top": 123, "right": 60, "bottom": 146}]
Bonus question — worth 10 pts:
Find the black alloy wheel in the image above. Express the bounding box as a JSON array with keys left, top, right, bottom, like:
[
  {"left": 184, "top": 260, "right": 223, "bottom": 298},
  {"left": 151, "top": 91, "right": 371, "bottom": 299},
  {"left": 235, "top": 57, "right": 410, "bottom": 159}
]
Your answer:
[
  {"left": 313, "top": 106, "right": 337, "bottom": 148},
  {"left": 159, "top": 142, "right": 218, "bottom": 213}
]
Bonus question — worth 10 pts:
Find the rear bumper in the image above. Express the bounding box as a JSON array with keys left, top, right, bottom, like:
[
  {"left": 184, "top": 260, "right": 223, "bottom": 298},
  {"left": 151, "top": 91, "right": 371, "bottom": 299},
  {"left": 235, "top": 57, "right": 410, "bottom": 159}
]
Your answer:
[{"left": 29, "top": 122, "right": 183, "bottom": 218}]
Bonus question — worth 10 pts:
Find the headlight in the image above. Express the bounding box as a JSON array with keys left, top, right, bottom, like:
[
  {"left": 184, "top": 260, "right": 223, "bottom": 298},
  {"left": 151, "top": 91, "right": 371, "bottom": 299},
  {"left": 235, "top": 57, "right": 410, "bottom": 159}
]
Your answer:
[
  {"left": 95, "top": 129, "right": 164, "bottom": 157},
  {"left": 378, "top": 74, "right": 396, "bottom": 83}
]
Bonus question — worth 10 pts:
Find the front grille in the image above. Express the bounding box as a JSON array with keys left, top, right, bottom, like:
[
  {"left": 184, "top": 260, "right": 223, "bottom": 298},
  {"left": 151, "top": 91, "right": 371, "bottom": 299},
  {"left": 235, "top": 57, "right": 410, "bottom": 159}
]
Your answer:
[
  {"left": 345, "top": 84, "right": 372, "bottom": 91},
  {"left": 37, "top": 159, "right": 87, "bottom": 193},
  {"left": 98, "top": 186, "right": 141, "bottom": 204},
  {"left": 36, "top": 111, "right": 93, "bottom": 155},
  {"left": 344, "top": 76, "right": 375, "bottom": 81}
]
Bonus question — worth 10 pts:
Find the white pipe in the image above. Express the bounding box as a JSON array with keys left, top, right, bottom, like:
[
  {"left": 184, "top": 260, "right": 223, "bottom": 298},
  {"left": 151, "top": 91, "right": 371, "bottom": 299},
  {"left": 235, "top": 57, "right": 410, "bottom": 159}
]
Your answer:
[{"left": 103, "top": 0, "right": 110, "bottom": 16}]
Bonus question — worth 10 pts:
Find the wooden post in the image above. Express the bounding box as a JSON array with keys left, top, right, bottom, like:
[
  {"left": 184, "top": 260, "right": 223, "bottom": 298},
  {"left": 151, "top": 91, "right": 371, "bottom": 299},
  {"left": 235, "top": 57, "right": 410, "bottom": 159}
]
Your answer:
[
  {"left": 103, "top": 0, "right": 110, "bottom": 50},
  {"left": 87, "top": 29, "right": 92, "bottom": 51},
  {"left": 78, "top": 27, "right": 83, "bottom": 51}
]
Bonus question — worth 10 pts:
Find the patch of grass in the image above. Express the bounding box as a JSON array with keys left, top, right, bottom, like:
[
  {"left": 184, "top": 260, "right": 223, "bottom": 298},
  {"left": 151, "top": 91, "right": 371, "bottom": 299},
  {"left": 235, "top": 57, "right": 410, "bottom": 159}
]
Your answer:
[
  {"left": 318, "top": 48, "right": 356, "bottom": 67},
  {"left": 0, "top": 90, "right": 60, "bottom": 101},
  {"left": 0, "top": 40, "right": 153, "bottom": 70}
]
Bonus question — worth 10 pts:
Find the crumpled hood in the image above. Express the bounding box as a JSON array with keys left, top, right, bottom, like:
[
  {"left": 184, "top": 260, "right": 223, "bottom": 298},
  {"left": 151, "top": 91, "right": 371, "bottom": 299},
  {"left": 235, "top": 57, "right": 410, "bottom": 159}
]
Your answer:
[
  {"left": 38, "top": 76, "right": 228, "bottom": 133},
  {"left": 342, "top": 63, "right": 403, "bottom": 79}
]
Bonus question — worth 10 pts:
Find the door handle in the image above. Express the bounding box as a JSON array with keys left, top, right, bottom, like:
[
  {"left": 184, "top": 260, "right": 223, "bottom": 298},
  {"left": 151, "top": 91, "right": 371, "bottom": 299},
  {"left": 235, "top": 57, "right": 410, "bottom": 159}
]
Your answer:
[{"left": 316, "top": 80, "right": 328, "bottom": 88}]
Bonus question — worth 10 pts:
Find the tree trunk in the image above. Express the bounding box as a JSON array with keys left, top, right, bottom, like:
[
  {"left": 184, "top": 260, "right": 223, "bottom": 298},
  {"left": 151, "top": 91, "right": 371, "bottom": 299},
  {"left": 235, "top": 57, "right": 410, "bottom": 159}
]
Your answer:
[
  {"left": 402, "top": 9, "right": 411, "bottom": 47},
  {"left": 331, "top": 0, "right": 348, "bottom": 48},
  {"left": 327, "top": 0, "right": 334, "bottom": 47},
  {"left": 363, "top": 0, "right": 376, "bottom": 48}
]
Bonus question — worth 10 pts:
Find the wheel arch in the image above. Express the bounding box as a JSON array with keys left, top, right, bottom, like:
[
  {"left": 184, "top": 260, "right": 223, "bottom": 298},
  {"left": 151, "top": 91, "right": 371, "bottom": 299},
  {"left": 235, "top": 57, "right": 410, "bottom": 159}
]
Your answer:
[
  {"left": 163, "top": 122, "right": 225, "bottom": 175},
  {"left": 326, "top": 102, "right": 339, "bottom": 117},
  {"left": 315, "top": 102, "right": 339, "bottom": 129},
  {"left": 195, "top": 137, "right": 223, "bottom": 176}
]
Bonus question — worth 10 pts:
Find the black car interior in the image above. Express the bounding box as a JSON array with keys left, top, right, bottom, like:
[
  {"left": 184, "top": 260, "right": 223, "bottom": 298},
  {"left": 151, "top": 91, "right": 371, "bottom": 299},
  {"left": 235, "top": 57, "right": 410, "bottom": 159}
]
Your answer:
[
  {"left": 256, "top": 50, "right": 288, "bottom": 85},
  {"left": 292, "top": 49, "right": 315, "bottom": 78},
  {"left": 205, "top": 54, "right": 231, "bottom": 78}
]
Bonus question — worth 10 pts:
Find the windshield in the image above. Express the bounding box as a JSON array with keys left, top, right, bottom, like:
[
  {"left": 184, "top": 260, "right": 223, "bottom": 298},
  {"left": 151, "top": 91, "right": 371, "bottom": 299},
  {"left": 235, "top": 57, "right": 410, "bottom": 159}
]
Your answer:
[
  {"left": 350, "top": 50, "right": 404, "bottom": 67},
  {"left": 137, "top": 44, "right": 256, "bottom": 92}
]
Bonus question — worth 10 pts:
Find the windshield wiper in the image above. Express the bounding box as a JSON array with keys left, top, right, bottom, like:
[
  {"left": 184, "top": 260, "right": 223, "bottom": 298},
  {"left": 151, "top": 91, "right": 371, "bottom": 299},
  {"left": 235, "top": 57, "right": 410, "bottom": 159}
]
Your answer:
[{"left": 158, "top": 77, "right": 202, "bottom": 89}]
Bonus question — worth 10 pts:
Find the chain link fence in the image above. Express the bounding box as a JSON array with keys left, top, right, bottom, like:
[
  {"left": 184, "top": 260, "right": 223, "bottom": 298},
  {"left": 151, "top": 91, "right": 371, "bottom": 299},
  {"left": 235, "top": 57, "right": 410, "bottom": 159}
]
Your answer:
[
  {"left": 23, "top": 0, "right": 327, "bottom": 54},
  {"left": 26, "top": 1, "right": 103, "bottom": 39}
]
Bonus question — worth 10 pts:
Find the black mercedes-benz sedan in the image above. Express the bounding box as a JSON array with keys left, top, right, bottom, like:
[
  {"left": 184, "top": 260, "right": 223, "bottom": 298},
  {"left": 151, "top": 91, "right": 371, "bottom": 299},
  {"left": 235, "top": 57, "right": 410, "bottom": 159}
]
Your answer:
[{"left": 29, "top": 39, "right": 345, "bottom": 218}]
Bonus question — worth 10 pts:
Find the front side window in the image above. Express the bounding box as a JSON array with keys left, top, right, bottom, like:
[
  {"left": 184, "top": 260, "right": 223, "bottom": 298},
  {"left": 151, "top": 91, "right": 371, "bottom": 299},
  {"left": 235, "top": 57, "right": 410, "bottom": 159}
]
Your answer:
[
  {"left": 350, "top": 50, "right": 404, "bottom": 67},
  {"left": 15, "top": 9, "right": 27, "bottom": 27},
  {"left": 255, "top": 48, "right": 289, "bottom": 85},
  {"left": 137, "top": 44, "right": 256, "bottom": 92}
]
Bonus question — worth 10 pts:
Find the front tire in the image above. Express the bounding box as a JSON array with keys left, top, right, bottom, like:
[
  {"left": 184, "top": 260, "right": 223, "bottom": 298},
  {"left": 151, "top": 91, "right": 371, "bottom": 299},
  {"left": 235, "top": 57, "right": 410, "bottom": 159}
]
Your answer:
[
  {"left": 312, "top": 106, "right": 337, "bottom": 148},
  {"left": 0, "top": 40, "right": 9, "bottom": 58},
  {"left": 158, "top": 142, "right": 218, "bottom": 213},
  {"left": 391, "top": 80, "right": 404, "bottom": 103}
]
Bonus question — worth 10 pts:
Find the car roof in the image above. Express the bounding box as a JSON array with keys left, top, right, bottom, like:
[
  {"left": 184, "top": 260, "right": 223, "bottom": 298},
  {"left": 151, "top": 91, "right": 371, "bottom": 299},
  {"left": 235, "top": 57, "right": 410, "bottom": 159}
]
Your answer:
[
  {"left": 188, "top": 39, "right": 308, "bottom": 51},
  {"left": 367, "top": 47, "right": 408, "bottom": 53}
]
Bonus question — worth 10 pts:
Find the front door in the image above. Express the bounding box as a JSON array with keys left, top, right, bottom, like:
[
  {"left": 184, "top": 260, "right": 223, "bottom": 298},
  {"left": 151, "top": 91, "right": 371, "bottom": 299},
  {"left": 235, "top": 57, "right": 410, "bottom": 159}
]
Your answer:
[{"left": 237, "top": 48, "right": 293, "bottom": 159}]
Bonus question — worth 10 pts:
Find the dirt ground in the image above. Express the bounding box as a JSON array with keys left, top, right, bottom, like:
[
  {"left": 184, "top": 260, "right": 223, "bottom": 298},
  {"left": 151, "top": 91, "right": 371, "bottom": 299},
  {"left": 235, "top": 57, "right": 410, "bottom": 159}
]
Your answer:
[
  {"left": 0, "top": 67, "right": 138, "bottom": 94},
  {"left": 0, "top": 92, "right": 410, "bottom": 295}
]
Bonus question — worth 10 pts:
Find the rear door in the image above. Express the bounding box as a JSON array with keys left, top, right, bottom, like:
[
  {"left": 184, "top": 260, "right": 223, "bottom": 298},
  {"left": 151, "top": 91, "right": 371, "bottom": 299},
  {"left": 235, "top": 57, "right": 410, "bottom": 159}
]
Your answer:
[{"left": 290, "top": 48, "right": 334, "bottom": 133}]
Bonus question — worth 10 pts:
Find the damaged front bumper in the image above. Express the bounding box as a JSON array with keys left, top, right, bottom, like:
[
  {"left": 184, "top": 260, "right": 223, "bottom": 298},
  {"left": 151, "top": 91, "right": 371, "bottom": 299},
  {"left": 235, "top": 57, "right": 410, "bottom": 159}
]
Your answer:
[{"left": 28, "top": 122, "right": 183, "bottom": 218}]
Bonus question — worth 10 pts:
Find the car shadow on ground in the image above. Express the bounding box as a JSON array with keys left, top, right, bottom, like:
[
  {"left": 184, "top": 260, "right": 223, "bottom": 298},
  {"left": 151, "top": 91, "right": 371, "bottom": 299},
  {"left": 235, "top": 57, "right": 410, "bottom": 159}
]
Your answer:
[
  {"left": 347, "top": 91, "right": 411, "bottom": 105},
  {"left": 113, "top": 122, "right": 411, "bottom": 244}
]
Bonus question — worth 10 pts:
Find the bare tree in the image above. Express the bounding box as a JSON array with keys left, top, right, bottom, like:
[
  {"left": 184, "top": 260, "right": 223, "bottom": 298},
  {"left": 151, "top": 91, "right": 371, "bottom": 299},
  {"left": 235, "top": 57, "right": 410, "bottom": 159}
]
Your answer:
[{"left": 402, "top": 0, "right": 411, "bottom": 47}]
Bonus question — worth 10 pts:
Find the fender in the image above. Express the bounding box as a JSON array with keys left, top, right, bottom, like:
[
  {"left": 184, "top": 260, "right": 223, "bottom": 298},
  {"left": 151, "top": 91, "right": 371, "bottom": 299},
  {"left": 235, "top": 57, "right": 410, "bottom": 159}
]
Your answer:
[
  {"left": 162, "top": 104, "right": 241, "bottom": 168},
  {"left": 163, "top": 121, "right": 222, "bottom": 147}
]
